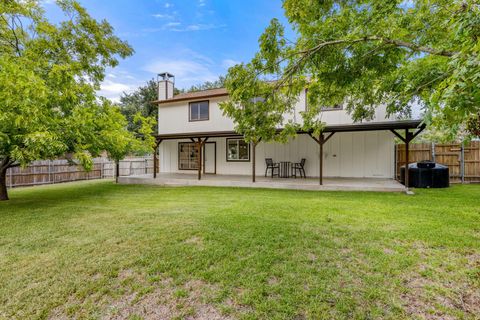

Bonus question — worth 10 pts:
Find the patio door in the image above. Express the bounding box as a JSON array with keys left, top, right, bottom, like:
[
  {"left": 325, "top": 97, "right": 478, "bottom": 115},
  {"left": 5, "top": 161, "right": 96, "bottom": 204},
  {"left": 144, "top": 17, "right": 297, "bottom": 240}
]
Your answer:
[{"left": 203, "top": 142, "right": 216, "bottom": 174}]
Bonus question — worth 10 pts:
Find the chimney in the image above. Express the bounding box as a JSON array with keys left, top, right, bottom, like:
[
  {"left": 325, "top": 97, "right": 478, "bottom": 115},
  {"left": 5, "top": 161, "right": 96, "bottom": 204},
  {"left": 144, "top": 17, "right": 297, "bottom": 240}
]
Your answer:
[{"left": 157, "top": 72, "right": 175, "bottom": 100}]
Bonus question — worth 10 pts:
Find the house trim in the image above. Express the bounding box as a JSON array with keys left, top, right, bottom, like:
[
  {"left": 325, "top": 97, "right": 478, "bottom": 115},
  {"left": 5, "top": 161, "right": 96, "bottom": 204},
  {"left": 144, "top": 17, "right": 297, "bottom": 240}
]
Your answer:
[
  {"left": 153, "top": 92, "right": 229, "bottom": 105},
  {"left": 156, "top": 120, "right": 424, "bottom": 141}
]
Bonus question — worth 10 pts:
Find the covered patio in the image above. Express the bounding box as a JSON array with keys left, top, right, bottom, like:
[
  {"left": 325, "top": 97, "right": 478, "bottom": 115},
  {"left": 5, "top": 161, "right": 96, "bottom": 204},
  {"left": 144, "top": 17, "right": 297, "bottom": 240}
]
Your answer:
[
  {"left": 147, "top": 120, "right": 425, "bottom": 192},
  {"left": 119, "top": 173, "right": 405, "bottom": 192}
]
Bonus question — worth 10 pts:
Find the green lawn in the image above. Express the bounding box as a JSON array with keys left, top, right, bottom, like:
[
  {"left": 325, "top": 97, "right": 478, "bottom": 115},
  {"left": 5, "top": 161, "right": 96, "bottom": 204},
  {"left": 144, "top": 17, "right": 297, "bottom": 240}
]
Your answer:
[{"left": 0, "top": 181, "right": 479, "bottom": 320}]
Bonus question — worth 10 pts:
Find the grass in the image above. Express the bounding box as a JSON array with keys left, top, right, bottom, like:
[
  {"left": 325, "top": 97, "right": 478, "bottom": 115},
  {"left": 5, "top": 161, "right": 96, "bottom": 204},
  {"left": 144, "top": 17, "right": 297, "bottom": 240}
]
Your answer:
[{"left": 0, "top": 180, "right": 479, "bottom": 320}]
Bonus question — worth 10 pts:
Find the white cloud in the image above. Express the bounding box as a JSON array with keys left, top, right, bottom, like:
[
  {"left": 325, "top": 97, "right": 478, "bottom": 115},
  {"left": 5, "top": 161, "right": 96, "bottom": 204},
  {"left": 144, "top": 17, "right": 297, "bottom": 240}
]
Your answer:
[
  {"left": 143, "top": 54, "right": 219, "bottom": 89},
  {"left": 152, "top": 13, "right": 174, "bottom": 19},
  {"left": 98, "top": 72, "right": 141, "bottom": 102},
  {"left": 99, "top": 80, "right": 132, "bottom": 102},
  {"left": 165, "top": 22, "right": 181, "bottom": 27},
  {"left": 164, "top": 2, "right": 172, "bottom": 8},
  {"left": 167, "top": 23, "right": 225, "bottom": 32},
  {"left": 198, "top": 0, "right": 206, "bottom": 7},
  {"left": 144, "top": 22, "right": 225, "bottom": 33}
]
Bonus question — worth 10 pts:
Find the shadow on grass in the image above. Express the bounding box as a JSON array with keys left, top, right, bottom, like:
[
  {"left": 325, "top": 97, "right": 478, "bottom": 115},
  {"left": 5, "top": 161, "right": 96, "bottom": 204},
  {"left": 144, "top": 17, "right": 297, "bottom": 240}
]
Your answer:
[{"left": 0, "top": 180, "right": 127, "bottom": 213}]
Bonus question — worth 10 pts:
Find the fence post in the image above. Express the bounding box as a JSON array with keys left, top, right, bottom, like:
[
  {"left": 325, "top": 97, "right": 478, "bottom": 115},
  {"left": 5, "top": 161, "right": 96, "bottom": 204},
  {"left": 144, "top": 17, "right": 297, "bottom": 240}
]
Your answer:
[
  {"left": 431, "top": 142, "right": 436, "bottom": 162},
  {"left": 460, "top": 143, "right": 465, "bottom": 183},
  {"left": 394, "top": 144, "right": 397, "bottom": 180},
  {"left": 145, "top": 158, "right": 148, "bottom": 174},
  {"left": 8, "top": 168, "right": 12, "bottom": 188}
]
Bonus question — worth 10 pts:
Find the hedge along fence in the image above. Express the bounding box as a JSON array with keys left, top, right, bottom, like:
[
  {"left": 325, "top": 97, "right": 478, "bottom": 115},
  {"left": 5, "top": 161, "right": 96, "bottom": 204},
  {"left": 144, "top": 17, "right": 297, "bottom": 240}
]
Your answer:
[
  {"left": 395, "top": 141, "right": 480, "bottom": 183},
  {"left": 6, "top": 157, "right": 154, "bottom": 188}
]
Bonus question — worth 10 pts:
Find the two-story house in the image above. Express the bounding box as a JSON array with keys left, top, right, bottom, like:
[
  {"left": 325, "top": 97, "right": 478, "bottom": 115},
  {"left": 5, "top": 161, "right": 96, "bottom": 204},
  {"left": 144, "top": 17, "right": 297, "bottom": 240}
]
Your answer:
[{"left": 142, "top": 72, "right": 424, "bottom": 191}]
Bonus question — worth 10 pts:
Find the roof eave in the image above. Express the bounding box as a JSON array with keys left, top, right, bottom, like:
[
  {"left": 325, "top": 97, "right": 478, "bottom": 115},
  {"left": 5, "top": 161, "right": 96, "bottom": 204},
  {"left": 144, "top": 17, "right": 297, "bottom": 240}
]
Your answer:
[
  {"left": 155, "top": 119, "right": 425, "bottom": 140},
  {"left": 152, "top": 92, "right": 229, "bottom": 105}
]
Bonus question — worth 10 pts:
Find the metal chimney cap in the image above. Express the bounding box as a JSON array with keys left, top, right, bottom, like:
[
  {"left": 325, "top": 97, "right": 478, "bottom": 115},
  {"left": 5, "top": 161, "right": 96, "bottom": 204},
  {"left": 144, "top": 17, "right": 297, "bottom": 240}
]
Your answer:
[{"left": 158, "top": 72, "right": 175, "bottom": 81}]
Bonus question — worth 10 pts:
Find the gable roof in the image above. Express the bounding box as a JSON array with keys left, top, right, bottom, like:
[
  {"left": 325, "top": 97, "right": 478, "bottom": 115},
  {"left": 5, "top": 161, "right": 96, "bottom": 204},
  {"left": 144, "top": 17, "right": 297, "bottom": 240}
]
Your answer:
[{"left": 152, "top": 87, "right": 228, "bottom": 105}]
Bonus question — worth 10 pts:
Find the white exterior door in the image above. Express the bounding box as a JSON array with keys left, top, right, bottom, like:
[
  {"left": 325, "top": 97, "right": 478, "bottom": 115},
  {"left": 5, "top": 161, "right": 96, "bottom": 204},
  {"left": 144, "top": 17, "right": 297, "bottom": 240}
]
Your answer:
[{"left": 203, "top": 142, "right": 216, "bottom": 174}]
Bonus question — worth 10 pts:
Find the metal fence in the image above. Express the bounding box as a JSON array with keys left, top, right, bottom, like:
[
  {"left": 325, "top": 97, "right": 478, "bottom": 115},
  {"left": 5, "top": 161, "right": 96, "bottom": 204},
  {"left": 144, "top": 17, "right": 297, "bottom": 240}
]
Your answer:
[
  {"left": 395, "top": 141, "right": 480, "bottom": 183},
  {"left": 6, "top": 156, "right": 154, "bottom": 188}
]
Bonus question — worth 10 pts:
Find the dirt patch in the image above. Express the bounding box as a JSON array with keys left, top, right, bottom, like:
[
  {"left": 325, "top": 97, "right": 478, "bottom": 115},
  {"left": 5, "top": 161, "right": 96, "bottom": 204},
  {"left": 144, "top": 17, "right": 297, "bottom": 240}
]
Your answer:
[
  {"left": 268, "top": 276, "right": 279, "bottom": 286},
  {"left": 48, "top": 270, "right": 240, "bottom": 320},
  {"left": 383, "top": 248, "right": 395, "bottom": 255},
  {"left": 103, "top": 277, "right": 232, "bottom": 320},
  {"left": 103, "top": 279, "right": 231, "bottom": 320},
  {"left": 307, "top": 253, "right": 317, "bottom": 262},
  {"left": 184, "top": 236, "right": 204, "bottom": 250},
  {"left": 400, "top": 244, "right": 480, "bottom": 319}
]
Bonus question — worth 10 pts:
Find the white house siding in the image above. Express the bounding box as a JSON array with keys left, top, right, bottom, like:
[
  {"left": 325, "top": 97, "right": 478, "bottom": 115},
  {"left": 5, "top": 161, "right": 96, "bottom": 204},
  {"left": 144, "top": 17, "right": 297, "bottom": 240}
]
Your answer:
[
  {"left": 158, "top": 90, "right": 392, "bottom": 135},
  {"left": 158, "top": 131, "right": 395, "bottom": 178},
  {"left": 158, "top": 97, "right": 235, "bottom": 134}
]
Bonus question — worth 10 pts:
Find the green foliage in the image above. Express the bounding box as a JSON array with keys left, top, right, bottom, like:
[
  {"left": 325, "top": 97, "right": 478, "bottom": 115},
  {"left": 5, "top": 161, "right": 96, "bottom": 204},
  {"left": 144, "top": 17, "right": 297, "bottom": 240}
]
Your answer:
[
  {"left": 225, "top": 0, "right": 480, "bottom": 140},
  {"left": 118, "top": 79, "right": 158, "bottom": 133},
  {"left": 466, "top": 113, "right": 480, "bottom": 138},
  {"left": 219, "top": 63, "right": 302, "bottom": 144},
  {"left": 185, "top": 75, "right": 226, "bottom": 93},
  {"left": 0, "top": 0, "right": 154, "bottom": 199}
]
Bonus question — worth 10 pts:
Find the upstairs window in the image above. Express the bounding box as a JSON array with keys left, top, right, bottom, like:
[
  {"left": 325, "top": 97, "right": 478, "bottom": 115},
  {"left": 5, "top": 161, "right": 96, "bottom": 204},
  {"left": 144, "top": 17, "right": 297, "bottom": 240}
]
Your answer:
[
  {"left": 321, "top": 104, "right": 343, "bottom": 111},
  {"left": 189, "top": 100, "right": 209, "bottom": 121},
  {"left": 226, "top": 138, "right": 250, "bottom": 162}
]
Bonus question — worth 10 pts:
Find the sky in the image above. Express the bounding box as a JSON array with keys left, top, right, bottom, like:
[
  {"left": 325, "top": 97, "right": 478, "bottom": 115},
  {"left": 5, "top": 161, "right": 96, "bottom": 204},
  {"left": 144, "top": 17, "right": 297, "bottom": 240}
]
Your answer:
[{"left": 42, "top": 0, "right": 293, "bottom": 102}]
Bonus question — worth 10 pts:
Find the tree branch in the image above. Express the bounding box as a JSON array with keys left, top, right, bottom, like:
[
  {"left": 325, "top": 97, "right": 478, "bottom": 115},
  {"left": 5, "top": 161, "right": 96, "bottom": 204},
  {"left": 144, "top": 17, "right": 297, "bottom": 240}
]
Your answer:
[{"left": 302, "top": 36, "right": 457, "bottom": 57}]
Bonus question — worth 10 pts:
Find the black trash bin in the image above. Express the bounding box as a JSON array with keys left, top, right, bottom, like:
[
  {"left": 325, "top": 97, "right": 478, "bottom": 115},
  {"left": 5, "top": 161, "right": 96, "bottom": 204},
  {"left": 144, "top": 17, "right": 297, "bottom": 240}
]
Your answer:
[{"left": 400, "top": 162, "right": 449, "bottom": 188}]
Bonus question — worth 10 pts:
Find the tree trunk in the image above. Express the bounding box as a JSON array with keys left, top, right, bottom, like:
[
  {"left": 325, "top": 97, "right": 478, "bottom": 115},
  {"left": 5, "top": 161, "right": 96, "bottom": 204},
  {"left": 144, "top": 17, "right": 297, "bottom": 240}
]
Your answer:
[
  {"left": 115, "top": 159, "right": 120, "bottom": 183},
  {"left": 0, "top": 166, "right": 9, "bottom": 201}
]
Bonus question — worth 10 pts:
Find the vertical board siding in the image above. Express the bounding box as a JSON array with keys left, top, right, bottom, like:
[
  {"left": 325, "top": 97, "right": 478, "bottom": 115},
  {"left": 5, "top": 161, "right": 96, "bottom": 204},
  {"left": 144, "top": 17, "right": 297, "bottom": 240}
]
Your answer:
[{"left": 158, "top": 132, "right": 395, "bottom": 178}]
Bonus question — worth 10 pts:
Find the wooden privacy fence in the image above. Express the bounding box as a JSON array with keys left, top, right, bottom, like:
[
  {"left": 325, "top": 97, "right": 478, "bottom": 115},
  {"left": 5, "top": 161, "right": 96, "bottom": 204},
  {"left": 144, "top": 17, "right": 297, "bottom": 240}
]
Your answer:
[
  {"left": 395, "top": 141, "right": 480, "bottom": 183},
  {"left": 6, "top": 157, "right": 154, "bottom": 188},
  {"left": 116, "top": 157, "right": 155, "bottom": 176}
]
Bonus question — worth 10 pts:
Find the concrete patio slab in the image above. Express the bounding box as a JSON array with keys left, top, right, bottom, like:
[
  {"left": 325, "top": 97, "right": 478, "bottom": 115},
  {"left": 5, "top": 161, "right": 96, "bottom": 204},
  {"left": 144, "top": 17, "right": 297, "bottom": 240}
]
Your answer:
[{"left": 118, "top": 173, "right": 405, "bottom": 192}]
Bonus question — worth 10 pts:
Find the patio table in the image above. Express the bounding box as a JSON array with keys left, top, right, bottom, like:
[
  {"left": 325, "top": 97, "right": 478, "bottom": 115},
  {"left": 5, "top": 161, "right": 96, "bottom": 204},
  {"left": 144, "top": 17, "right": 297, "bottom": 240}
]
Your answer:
[{"left": 279, "top": 161, "right": 291, "bottom": 178}]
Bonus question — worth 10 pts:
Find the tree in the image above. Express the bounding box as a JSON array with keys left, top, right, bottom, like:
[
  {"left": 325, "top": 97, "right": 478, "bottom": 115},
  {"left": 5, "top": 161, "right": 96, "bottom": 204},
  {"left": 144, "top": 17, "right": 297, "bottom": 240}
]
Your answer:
[
  {"left": 224, "top": 0, "right": 480, "bottom": 140},
  {"left": 118, "top": 79, "right": 158, "bottom": 133},
  {"left": 186, "top": 76, "right": 226, "bottom": 92},
  {"left": 100, "top": 103, "right": 156, "bottom": 183},
  {"left": 0, "top": 0, "right": 152, "bottom": 200},
  {"left": 220, "top": 65, "right": 298, "bottom": 181}
]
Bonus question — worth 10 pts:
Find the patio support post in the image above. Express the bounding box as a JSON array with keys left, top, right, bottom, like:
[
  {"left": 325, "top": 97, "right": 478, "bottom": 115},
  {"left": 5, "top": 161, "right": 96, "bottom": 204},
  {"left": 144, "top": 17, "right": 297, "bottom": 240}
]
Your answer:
[
  {"left": 153, "top": 139, "right": 162, "bottom": 179},
  {"left": 319, "top": 134, "right": 324, "bottom": 185},
  {"left": 390, "top": 125, "right": 426, "bottom": 193},
  {"left": 251, "top": 139, "right": 260, "bottom": 183},
  {"left": 405, "top": 129, "right": 410, "bottom": 190},
  {"left": 195, "top": 137, "right": 209, "bottom": 180},
  {"left": 308, "top": 132, "right": 335, "bottom": 185},
  {"left": 252, "top": 142, "right": 256, "bottom": 183},
  {"left": 197, "top": 138, "right": 202, "bottom": 180}
]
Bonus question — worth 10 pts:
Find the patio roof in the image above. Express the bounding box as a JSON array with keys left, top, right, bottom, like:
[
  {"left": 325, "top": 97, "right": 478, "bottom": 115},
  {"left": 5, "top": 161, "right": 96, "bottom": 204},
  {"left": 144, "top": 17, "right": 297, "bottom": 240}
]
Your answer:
[
  {"left": 154, "top": 119, "right": 424, "bottom": 140},
  {"left": 152, "top": 119, "right": 425, "bottom": 192}
]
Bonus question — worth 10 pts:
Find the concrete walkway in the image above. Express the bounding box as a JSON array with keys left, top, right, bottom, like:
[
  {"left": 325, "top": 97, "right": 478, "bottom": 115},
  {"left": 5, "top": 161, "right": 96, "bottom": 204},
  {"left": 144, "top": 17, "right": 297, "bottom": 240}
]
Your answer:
[{"left": 119, "top": 173, "right": 405, "bottom": 192}]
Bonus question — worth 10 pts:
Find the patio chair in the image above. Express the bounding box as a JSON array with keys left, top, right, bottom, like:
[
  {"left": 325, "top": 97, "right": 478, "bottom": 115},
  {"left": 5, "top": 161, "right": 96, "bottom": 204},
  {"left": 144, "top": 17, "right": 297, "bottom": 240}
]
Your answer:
[
  {"left": 265, "top": 158, "right": 279, "bottom": 178},
  {"left": 292, "top": 158, "right": 306, "bottom": 178}
]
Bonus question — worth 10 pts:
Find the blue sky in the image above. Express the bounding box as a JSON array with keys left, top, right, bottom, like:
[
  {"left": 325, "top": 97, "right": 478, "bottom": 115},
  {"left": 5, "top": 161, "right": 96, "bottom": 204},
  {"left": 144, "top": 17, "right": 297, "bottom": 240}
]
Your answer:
[{"left": 42, "top": 0, "right": 292, "bottom": 101}]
